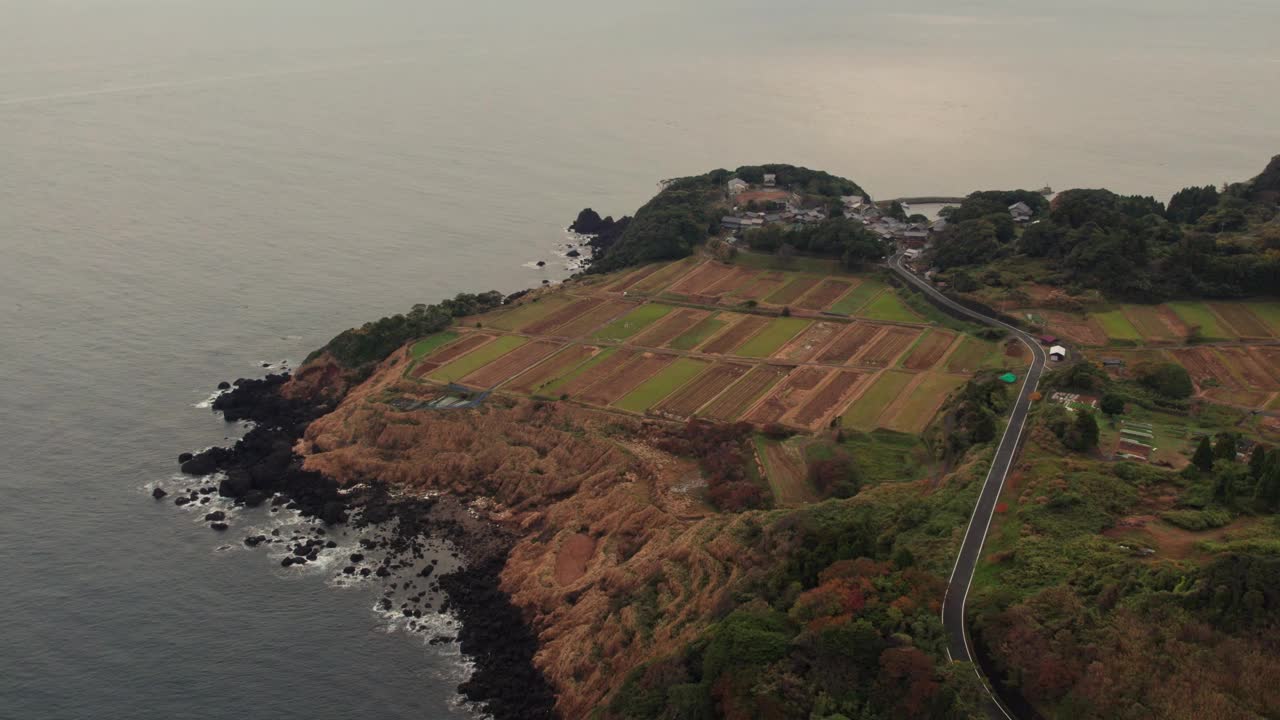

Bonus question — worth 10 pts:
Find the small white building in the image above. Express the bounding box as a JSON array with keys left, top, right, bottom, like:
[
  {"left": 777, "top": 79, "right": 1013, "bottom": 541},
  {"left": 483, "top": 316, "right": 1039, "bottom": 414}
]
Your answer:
[
  {"left": 1049, "top": 345, "right": 1068, "bottom": 361},
  {"left": 727, "top": 178, "right": 749, "bottom": 195},
  {"left": 762, "top": 173, "right": 777, "bottom": 187}
]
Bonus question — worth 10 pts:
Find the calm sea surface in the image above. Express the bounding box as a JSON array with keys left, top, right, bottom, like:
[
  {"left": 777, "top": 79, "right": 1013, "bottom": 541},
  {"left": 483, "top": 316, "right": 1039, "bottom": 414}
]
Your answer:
[{"left": 2, "top": 1, "right": 1277, "bottom": 717}]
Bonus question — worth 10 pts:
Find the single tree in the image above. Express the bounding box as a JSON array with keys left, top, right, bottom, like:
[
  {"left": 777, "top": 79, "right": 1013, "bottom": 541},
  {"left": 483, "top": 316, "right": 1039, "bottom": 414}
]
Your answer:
[
  {"left": 1249, "top": 445, "right": 1270, "bottom": 481},
  {"left": 1100, "top": 393, "right": 1125, "bottom": 417},
  {"left": 1214, "top": 433, "right": 1238, "bottom": 462},
  {"left": 1192, "top": 436, "right": 1215, "bottom": 472},
  {"left": 1075, "top": 411, "right": 1100, "bottom": 451}
]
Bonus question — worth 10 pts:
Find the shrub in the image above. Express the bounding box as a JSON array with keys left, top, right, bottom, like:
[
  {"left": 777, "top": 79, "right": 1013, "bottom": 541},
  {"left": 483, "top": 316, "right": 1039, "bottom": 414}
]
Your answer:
[{"left": 1160, "top": 507, "right": 1233, "bottom": 531}]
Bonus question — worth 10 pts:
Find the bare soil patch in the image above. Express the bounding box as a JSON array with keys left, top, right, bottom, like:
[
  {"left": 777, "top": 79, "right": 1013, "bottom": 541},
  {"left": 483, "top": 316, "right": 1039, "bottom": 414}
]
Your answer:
[
  {"left": 554, "top": 533, "right": 596, "bottom": 585},
  {"left": 700, "top": 315, "right": 770, "bottom": 355},
  {"left": 461, "top": 340, "right": 561, "bottom": 388},
  {"left": 1170, "top": 347, "right": 1238, "bottom": 389},
  {"left": 772, "top": 321, "right": 842, "bottom": 362},
  {"left": 631, "top": 308, "right": 709, "bottom": 348},
  {"left": 1216, "top": 347, "right": 1280, "bottom": 391},
  {"left": 815, "top": 322, "right": 883, "bottom": 364},
  {"left": 735, "top": 188, "right": 791, "bottom": 205},
  {"left": 765, "top": 276, "right": 821, "bottom": 306},
  {"left": 902, "top": 331, "right": 957, "bottom": 371},
  {"left": 558, "top": 349, "right": 638, "bottom": 398},
  {"left": 1037, "top": 310, "right": 1109, "bottom": 346},
  {"left": 732, "top": 271, "right": 788, "bottom": 301},
  {"left": 702, "top": 267, "right": 758, "bottom": 296},
  {"left": 521, "top": 298, "right": 597, "bottom": 334},
  {"left": 654, "top": 363, "right": 750, "bottom": 418},
  {"left": 607, "top": 264, "right": 662, "bottom": 293},
  {"left": 1210, "top": 303, "right": 1273, "bottom": 339},
  {"left": 668, "top": 262, "right": 737, "bottom": 296},
  {"left": 553, "top": 299, "right": 635, "bottom": 337},
  {"left": 577, "top": 352, "right": 674, "bottom": 405}
]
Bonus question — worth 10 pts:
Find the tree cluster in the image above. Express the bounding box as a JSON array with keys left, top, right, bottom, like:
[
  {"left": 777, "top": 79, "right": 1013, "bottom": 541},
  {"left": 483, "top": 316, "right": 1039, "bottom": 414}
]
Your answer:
[
  {"left": 655, "top": 419, "right": 770, "bottom": 512},
  {"left": 314, "top": 291, "right": 504, "bottom": 369},
  {"left": 744, "top": 217, "right": 887, "bottom": 269}
]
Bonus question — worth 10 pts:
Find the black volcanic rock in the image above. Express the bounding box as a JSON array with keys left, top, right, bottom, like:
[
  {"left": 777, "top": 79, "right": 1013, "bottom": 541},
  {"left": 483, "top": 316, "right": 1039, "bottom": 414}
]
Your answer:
[
  {"left": 151, "top": 487, "right": 167, "bottom": 500},
  {"left": 217, "top": 381, "right": 231, "bottom": 390},
  {"left": 178, "top": 452, "right": 194, "bottom": 464}
]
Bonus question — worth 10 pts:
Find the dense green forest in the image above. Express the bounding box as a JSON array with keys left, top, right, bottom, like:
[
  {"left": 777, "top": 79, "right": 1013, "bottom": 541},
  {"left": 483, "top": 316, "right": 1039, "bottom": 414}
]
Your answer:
[{"left": 929, "top": 156, "right": 1280, "bottom": 300}]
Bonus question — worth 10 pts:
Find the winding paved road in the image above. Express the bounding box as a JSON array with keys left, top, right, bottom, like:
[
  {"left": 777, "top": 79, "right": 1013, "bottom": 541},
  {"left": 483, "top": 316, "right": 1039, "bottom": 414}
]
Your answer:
[{"left": 888, "top": 254, "right": 1047, "bottom": 720}]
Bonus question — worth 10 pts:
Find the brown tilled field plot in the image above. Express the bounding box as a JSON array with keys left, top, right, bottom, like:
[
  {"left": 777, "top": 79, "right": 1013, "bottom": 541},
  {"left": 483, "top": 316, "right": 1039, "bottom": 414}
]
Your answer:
[
  {"left": 789, "top": 371, "right": 867, "bottom": 429},
  {"left": 746, "top": 367, "right": 830, "bottom": 424},
  {"left": 853, "top": 327, "right": 921, "bottom": 367},
  {"left": 765, "top": 276, "right": 821, "bottom": 306},
  {"left": 607, "top": 264, "right": 663, "bottom": 293},
  {"left": 460, "top": 340, "right": 561, "bottom": 388},
  {"left": 1170, "top": 348, "right": 1238, "bottom": 389},
  {"left": 552, "top": 299, "right": 635, "bottom": 337},
  {"left": 1039, "top": 311, "right": 1109, "bottom": 346},
  {"left": 668, "top": 262, "right": 737, "bottom": 296},
  {"left": 654, "top": 363, "right": 750, "bottom": 418},
  {"left": 507, "top": 344, "right": 599, "bottom": 394},
  {"left": 631, "top": 308, "right": 710, "bottom": 347},
  {"left": 773, "top": 321, "right": 843, "bottom": 362},
  {"left": 701, "top": 315, "right": 770, "bottom": 355},
  {"left": 703, "top": 267, "right": 758, "bottom": 296},
  {"left": 731, "top": 271, "right": 788, "bottom": 300},
  {"left": 520, "top": 298, "right": 596, "bottom": 334},
  {"left": 1210, "top": 304, "right": 1273, "bottom": 338},
  {"left": 558, "top": 349, "right": 638, "bottom": 397},
  {"left": 1122, "top": 305, "right": 1182, "bottom": 341},
  {"left": 629, "top": 257, "right": 700, "bottom": 294},
  {"left": 902, "top": 330, "right": 956, "bottom": 370},
  {"left": 1251, "top": 347, "right": 1280, "bottom": 383},
  {"left": 577, "top": 352, "right": 675, "bottom": 405},
  {"left": 701, "top": 365, "right": 790, "bottom": 420},
  {"left": 1215, "top": 347, "right": 1280, "bottom": 390},
  {"left": 796, "top": 279, "right": 853, "bottom": 311},
  {"left": 411, "top": 334, "right": 495, "bottom": 376},
  {"left": 815, "top": 323, "right": 883, "bottom": 364}
]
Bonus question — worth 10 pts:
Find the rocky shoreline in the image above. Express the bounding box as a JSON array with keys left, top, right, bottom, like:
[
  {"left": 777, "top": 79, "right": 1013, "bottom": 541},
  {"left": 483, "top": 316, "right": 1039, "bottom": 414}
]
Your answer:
[{"left": 165, "top": 374, "right": 557, "bottom": 720}]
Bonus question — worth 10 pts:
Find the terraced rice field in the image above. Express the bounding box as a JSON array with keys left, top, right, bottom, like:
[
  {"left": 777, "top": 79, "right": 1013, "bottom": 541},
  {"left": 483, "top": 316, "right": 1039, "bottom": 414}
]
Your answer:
[
  {"left": 701, "top": 365, "right": 789, "bottom": 420},
  {"left": 520, "top": 298, "right": 598, "bottom": 334},
  {"left": 507, "top": 344, "right": 601, "bottom": 394},
  {"left": 827, "top": 279, "right": 885, "bottom": 315},
  {"left": 1246, "top": 302, "right": 1280, "bottom": 335},
  {"left": 412, "top": 334, "right": 495, "bottom": 377},
  {"left": 410, "top": 331, "right": 460, "bottom": 359},
  {"left": 859, "top": 291, "right": 920, "bottom": 323},
  {"left": 772, "top": 321, "right": 843, "bottom": 362},
  {"left": 1093, "top": 309, "right": 1142, "bottom": 342},
  {"left": 542, "top": 347, "right": 627, "bottom": 396},
  {"left": 429, "top": 335, "right": 528, "bottom": 383},
  {"left": 460, "top": 340, "right": 561, "bottom": 388},
  {"left": 841, "top": 370, "right": 916, "bottom": 431},
  {"left": 815, "top": 322, "right": 882, "bottom": 364},
  {"left": 702, "top": 267, "right": 759, "bottom": 296},
  {"left": 576, "top": 352, "right": 674, "bottom": 406},
  {"left": 631, "top": 308, "right": 710, "bottom": 347},
  {"left": 733, "top": 317, "right": 812, "bottom": 358},
  {"left": 483, "top": 295, "right": 576, "bottom": 331},
  {"left": 901, "top": 330, "right": 956, "bottom": 370},
  {"left": 629, "top": 256, "right": 701, "bottom": 293},
  {"left": 795, "top": 278, "right": 853, "bottom": 311},
  {"left": 1209, "top": 303, "right": 1274, "bottom": 339},
  {"left": 614, "top": 357, "right": 708, "bottom": 413},
  {"left": 945, "top": 338, "right": 997, "bottom": 374},
  {"left": 1166, "top": 301, "right": 1231, "bottom": 340},
  {"left": 1037, "top": 310, "right": 1109, "bottom": 346},
  {"left": 592, "top": 303, "right": 675, "bottom": 341},
  {"left": 701, "top": 315, "right": 770, "bottom": 354},
  {"left": 789, "top": 371, "right": 867, "bottom": 429},
  {"left": 1170, "top": 347, "right": 1238, "bottom": 389},
  {"left": 1215, "top": 347, "right": 1280, "bottom": 390},
  {"left": 853, "top": 327, "right": 920, "bottom": 367},
  {"left": 882, "top": 373, "right": 966, "bottom": 433},
  {"left": 1120, "top": 305, "right": 1183, "bottom": 342},
  {"left": 553, "top": 299, "right": 635, "bottom": 337},
  {"left": 764, "top": 275, "right": 822, "bottom": 306},
  {"left": 653, "top": 363, "right": 750, "bottom": 417},
  {"left": 668, "top": 262, "right": 739, "bottom": 296},
  {"left": 607, "top": 263, "right": 663, "bottom": 292},
  {"left": 746, "top": 367, "right": 830, "bottom": 424},
  {"left": 668, "top": 315, "right": 727, "bottom": 350},
  {"left": 730, "top": 271, "right": 788, "bottom": 301}
]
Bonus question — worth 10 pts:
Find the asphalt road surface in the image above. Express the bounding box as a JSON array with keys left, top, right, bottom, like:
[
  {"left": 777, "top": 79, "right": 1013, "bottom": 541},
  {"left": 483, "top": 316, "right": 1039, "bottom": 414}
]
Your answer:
[{"left": 889, "top": 254, "right": 1048, "bottom": 720}]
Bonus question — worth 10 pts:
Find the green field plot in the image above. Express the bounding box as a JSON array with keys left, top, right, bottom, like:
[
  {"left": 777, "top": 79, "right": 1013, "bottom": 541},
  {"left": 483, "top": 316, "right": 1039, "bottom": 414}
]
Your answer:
[
  {"left": 613, "top": 358, "right": 708, "bottom": 413},
  {"left": 858, "top": 290, "right": 920, "bottom": 323},
  {"left": 410, "top": 331, "right": 459, "bottom": 359},
  {"left": 592, "top": 303, "right": 675, "bottom": 341},
  {"left": 944, "top": 337, "right": 1003, "bottom": 373},
  {"left": 668, "top": 315, "right": 727, "bottom": 350},
  {"left": 429, "top": 335, "right": 528, "bottom": 383},
  {"left": 539, "top": 347, "right": 618, "bottom": 396},
  {"left": 733, "top": 317, "right": 812, "bottom": 357},
  {"left": 884, "top": 373, "right": 966, "bottom": 433},
  {"left": 481, "top": 295, "right": 574, "bottom": 331},
  {"left": 827, "top": 279, "right": 887, "bottom": 315},
  {"left": 841, "top": 370, "right": 915, "bottom": 430},
  {"left": 1120, "top": 305, "right": 1179, "bottom": 341},
  {"left": 1245, "top": 301, "right": 1280, "bottom": 335},
  {"left": 1166, "top": 301, "right": 1231, "bottom": 340},
  {"left": 836, "top": 430, "right": 929, "bottom": 486},
  {"left": 1093, "top": 309, "right": 1142, "bottom": 342}
]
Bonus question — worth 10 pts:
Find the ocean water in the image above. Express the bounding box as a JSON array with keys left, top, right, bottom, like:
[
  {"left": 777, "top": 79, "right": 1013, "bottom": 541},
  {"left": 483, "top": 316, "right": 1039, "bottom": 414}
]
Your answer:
[{"left": 2, "top": 1, "right": 1277, "bottom": 717}]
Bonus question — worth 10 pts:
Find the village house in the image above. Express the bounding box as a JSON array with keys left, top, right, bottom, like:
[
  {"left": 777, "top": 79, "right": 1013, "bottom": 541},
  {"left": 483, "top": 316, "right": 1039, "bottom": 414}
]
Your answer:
[
  {"left": 1049, "top": 345, "right": 1068, "bottom": 362},
  {"left": 762, "top": 173, "right": 777, "bottom": 187},
  {"left": 720, "top": 215, "right": 764, "bottom": 232},
  {"left": 727, "top": 178, "right": 749, "bottom": 195},
  {"left": 1009, "top": 201, "right": 1034, "bottom": 223}
]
